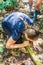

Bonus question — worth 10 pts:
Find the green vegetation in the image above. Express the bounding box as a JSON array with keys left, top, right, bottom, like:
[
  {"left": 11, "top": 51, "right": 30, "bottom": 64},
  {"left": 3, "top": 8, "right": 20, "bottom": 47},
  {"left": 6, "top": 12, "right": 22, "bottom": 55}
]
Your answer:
[{"left": 0, "top": 0, "right": 19, "bottom": 10}]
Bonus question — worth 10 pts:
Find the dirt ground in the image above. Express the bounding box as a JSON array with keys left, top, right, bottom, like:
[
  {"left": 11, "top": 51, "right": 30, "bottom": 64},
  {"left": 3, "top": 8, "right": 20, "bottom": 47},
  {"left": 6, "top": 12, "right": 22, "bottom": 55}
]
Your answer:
[{"left": 0, "top": 5, "right": 43, "bottom": 65}]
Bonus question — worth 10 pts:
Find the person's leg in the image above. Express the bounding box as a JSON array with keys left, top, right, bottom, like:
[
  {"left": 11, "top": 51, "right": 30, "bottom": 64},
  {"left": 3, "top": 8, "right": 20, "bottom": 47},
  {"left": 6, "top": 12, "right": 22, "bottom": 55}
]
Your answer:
[
  {"left": 33, "top": 0, "right": 42, "bottom": 21},
  {"left": 35, "top": 0, "right": 42, "bottom": 10},
  {"left": 29, "top": 0, "right": 33, "bottom": 15}
]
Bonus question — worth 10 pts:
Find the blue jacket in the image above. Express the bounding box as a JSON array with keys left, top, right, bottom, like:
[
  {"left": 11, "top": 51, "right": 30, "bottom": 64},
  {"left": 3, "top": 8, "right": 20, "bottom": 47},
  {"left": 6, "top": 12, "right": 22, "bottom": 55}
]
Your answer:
[{"left": 2, "top": 12, "right": 33, "bottom": 41}]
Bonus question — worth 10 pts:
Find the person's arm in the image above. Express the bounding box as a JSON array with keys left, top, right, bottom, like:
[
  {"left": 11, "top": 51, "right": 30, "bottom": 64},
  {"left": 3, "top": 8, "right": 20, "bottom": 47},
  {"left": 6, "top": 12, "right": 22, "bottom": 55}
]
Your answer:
[
  {"left": 6, "top": 36, "right": 16, "bottom": 49},
  {"left": 24, "top": 33, "right": 43, "bottom": 51},
  {"left": 6, "top": 36, "right": 29, "bottom": 49}
]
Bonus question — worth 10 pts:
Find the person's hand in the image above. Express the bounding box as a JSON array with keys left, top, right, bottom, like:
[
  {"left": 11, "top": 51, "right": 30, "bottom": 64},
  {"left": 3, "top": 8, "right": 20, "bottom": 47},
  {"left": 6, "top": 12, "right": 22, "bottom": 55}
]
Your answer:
[
  {"left": 33, "top": 40, "right": 42, "bottom": 52},
  {"left": 23, "top": 41, "right": 30, "bottom": 46}
]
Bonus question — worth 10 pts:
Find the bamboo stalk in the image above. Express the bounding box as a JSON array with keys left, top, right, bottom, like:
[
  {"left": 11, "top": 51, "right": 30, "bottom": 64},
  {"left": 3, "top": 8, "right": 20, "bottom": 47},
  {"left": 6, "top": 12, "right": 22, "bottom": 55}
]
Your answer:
[{"left": 25, "top": 46, "right": 42, "bottom": 65}]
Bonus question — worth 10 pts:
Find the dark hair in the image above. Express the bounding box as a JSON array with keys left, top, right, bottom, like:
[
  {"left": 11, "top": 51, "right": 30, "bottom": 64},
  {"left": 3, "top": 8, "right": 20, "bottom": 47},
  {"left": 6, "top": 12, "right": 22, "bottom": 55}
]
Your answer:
[{"left": 24, "top": 28, "right": 39, "bottom": 38}]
